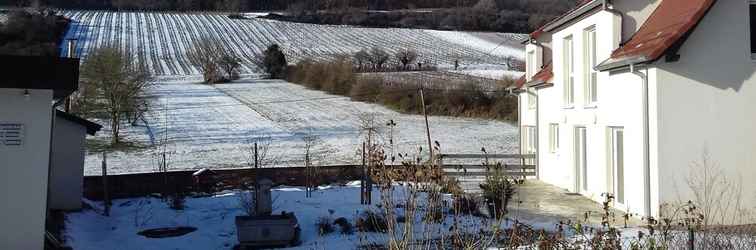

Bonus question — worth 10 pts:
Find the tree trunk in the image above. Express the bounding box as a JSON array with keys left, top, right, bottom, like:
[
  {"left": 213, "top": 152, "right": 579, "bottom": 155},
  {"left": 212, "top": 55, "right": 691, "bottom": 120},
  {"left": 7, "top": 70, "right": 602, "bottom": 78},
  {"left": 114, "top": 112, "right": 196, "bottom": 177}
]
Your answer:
[{"left": 111, "top": 112, "right": 120, "bottom": 145}]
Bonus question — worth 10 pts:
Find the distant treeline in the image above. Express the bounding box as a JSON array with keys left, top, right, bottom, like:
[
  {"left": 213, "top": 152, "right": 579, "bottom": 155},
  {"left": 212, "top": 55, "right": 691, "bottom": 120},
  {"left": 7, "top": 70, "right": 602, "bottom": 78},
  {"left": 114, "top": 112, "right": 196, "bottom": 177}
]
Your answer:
[
  {"left": 3, "top": 0, "right": 534, "bottom": 11},
  {"left": 2, "top": 0, "right": 579, "bottom": 32},
  {"left": 276, "top": 0, "right": 580, "bottom": 32},
  {"left": 0, "top": 9, "right": 70, "bottom": 56}
]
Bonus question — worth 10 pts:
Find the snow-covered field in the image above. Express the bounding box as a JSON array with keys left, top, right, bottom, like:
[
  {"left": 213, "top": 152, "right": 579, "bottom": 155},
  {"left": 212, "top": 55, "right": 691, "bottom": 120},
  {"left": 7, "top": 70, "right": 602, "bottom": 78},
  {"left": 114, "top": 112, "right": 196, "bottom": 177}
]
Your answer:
[
  {"left": 61, "top": 11, "right": 524, "bottom": 175},
  {"left": 60, "top": 11, "right": 524, "bottom": 76},
  {"left": 85, "top": 78, "right": 519, "bottom": 175}
]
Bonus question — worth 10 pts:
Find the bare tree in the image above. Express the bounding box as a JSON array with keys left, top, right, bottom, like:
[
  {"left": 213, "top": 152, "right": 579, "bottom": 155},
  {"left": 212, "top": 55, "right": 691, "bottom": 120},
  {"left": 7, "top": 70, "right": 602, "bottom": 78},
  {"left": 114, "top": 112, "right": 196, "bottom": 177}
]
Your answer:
[
  {"left": 246, "top": 135, "right": 278, "bottom": 168},
  {"left": 353, "top": 49, "right": 370, "bottom": 71},
  {"left": 302, "top": 133, "right": 323, "bottom": 198},
  {"left": 186, "top": 37, "right": 223, "bottom": 83},
  {"left": 367, "top": 46, "right": 390, "bottom": 71},
  {"left": 80, "top": 45, "right": 153, "bottom": 145},
  {"left": 218, "top": 50, "right": 242, "bottom": 81},
  {"left": 395, "top": 49, "right": 418, "bottom": 70}
]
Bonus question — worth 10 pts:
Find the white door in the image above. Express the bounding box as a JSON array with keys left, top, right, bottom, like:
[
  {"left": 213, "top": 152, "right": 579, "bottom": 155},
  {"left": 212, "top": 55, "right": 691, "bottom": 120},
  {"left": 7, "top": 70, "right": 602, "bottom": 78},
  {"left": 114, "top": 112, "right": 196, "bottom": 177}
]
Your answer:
[
  {"left": 610, "top": 128, "right": 626, "bottom": 207},
  {"left": 574, "top": 127, "right": 588, "bottom": 193}
]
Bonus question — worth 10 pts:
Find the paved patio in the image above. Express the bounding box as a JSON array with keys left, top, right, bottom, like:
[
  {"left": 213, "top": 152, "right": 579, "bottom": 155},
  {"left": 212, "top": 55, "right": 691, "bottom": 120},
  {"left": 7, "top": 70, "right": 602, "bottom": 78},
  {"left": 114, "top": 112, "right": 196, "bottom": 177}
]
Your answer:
[{"left": 460, "top": 178, "right": 643, "bottom": 228}]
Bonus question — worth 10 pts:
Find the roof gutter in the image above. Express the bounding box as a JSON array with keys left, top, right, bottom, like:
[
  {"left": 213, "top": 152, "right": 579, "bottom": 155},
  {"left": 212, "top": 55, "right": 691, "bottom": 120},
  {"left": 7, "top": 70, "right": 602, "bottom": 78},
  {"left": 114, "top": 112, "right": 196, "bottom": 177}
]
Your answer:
[
  {"left": 595, "top": 55, "right": 650, "bottom": 72},
  {"left": 543, "top": 0, "right": 603, "bottom": 32}
]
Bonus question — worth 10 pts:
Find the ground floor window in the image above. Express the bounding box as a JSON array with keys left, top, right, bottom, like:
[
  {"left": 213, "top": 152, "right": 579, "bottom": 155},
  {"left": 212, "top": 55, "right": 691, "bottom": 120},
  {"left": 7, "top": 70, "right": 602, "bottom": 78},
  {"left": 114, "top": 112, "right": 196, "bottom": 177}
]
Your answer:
[
  {"left": 610, "top": 127, "right": 625, "bottom": 205},
  {"left": 523, "top": 126, "right": 537, "bottom": 154},
  {"left": 574, "top": 127, "right": 588, "bottom": 193}
]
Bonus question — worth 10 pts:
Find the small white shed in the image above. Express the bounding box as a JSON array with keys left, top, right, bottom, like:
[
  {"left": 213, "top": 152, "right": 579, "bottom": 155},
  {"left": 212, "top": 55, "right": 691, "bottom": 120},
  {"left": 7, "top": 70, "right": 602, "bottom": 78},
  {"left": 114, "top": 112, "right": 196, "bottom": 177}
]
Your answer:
[{"left": 49, "top": 111, "right": 101, "bottom": 211}]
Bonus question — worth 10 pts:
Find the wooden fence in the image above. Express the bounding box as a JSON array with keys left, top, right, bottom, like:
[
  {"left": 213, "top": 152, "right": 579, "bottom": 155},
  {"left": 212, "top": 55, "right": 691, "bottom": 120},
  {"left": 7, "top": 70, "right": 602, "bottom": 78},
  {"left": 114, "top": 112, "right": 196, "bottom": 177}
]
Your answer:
[
  {"left": 438, "top": 154, "right": 537, "bottom": 178},
  {"left": 83, "top": 165, "right": 365, "bottom": 200}
]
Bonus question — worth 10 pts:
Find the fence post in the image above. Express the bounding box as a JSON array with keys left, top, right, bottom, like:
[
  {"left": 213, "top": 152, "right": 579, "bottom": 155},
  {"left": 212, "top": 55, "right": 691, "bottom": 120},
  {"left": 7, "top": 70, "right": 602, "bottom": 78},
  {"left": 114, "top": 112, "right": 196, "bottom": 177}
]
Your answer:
[
  {"left": 688, "top": 228, "right": 695, "bottom": 250},
  {"left": 102, "top": 152, "right": 110, "bottom": 217},
  {"left": 360, "top": 142, "right": 367, "bottom": 205}
]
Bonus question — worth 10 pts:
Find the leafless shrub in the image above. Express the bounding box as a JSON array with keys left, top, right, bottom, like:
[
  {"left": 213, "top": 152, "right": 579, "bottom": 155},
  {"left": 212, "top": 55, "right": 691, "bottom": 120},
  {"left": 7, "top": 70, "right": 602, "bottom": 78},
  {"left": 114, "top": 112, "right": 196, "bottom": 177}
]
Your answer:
[
  {"left": 367, "top": 47, "right": 390, "bottom": 71},
  {"left": 186, "top": 37, "right": 224, "bottom": 83},
  {"left": 317, "top": 216, "right": 336, "bottom": 235}
]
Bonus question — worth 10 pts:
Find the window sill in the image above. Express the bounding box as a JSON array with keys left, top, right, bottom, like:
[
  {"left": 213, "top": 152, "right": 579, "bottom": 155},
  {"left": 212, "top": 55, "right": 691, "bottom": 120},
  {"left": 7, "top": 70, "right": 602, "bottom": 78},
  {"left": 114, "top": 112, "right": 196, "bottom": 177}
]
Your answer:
[
  {"left": 563, "top": 105, "right": 575, "bottom": 110},
  {"left": 583, "top": 105, "right": 598, "bottom": 109}
]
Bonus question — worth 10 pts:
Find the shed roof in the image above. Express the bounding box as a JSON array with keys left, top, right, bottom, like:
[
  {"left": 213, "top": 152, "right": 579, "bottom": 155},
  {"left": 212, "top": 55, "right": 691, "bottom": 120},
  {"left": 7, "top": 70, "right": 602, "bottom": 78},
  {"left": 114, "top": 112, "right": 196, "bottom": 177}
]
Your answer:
[
  {"left": 0, "top": 55, "right": 80, "bottom": 99},
  {"left": 55, "top": 110, "right": 102, "bottom": 136},
  {"left": 596, "top": 0, "right": 718, "bottom": 71}
]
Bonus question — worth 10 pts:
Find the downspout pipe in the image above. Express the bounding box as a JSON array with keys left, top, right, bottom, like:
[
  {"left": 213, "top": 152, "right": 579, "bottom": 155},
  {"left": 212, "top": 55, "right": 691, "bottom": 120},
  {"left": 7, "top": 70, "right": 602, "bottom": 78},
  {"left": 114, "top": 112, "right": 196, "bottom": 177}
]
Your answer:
[{"left": 630, "top": 63, "right": 652, "bottom": 218}]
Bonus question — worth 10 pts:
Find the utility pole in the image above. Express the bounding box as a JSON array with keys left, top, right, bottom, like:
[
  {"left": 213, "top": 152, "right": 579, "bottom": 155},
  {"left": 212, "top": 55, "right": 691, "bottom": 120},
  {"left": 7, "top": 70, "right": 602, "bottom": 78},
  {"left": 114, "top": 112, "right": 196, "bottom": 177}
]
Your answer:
[{"left": 419, "top": 87, "right": 433, "bottom": 161}]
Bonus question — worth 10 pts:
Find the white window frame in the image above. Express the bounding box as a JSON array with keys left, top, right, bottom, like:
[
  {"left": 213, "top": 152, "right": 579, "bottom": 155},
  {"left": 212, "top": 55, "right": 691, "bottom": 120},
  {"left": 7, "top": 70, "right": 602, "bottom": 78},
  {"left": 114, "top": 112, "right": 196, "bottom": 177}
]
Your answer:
[
  {"left": 609, "top": 127, "right": 625, "bottom": 206},
  {"left": 549, "top": 123, "right": 559, "bottom": 153},
  {"left": 523, "top": 126, "right": 537, "bottom": 154},
  {"left": 583, "top": 27, "right": 598, "bottom": 106},
  {"left": 527, "top": 51, "right": 536, "bottom": 80},
  {"left": 574, "top": 126, "right": 588, "bottom": 193},
  {"left": 563, "top": 36, "right": 575, "bottom": 107},
  {"left": 528, "top": 91, "right": 537, "bottom": 110}
]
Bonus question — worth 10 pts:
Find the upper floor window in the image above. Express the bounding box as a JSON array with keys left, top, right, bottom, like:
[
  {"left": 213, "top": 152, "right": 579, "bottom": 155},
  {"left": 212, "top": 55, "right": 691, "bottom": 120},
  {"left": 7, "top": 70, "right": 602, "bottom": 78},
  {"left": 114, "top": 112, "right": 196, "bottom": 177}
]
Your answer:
[
  {"left": 528, "top": 91, "right": 537, "bottom": 110},
  {"left": 549, "top": 123, "right": 559, "bottom": 153},
  {"left": 527, "top": 51, "right": 536, "bottom": 80},
  {"left": 563, "top": 36, "right": 575, "bottom": 106},
  {"left": 584, "top": 27, "right": 598, "bottom": 105},
  {"left": 750, "top": 2, "right": 756, "bottom": 58}
]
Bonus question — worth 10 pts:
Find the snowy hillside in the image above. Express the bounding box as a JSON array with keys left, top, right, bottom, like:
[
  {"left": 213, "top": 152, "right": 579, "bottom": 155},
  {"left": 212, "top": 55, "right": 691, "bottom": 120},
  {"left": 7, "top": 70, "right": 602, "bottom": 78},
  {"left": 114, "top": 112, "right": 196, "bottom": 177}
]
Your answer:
[
  {"left": 85, "top": 78, "right": 518, "bottom": 175},
  {"left": 60, "top": 11, "right": 524, "bottom": 76},
  {"left": 62, "top": 11, "right": 525, "bottom": 175}
]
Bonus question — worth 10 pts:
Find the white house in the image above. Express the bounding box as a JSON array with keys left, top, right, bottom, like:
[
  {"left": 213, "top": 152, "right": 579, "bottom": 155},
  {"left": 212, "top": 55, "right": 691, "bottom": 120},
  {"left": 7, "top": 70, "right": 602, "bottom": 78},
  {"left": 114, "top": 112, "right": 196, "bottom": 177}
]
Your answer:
[
  {"left": 0, "top": 55, "right": 89, "bottom": 249},
  {"left": 516, "top": 0, "right": 756, "bottom": 222}
]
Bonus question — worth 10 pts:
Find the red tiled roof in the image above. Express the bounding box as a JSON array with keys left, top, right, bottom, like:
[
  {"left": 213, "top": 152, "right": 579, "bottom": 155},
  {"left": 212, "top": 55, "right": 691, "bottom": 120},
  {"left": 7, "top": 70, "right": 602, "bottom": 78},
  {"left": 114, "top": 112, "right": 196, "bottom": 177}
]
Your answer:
[
  {"left": 530, "top": 63, "right": 554, "bottom": 84},
  {"left": 515, "top": 75, "right": 527, "bottom": 89},
  {"left": 597, "top": 0, "right": 717, "bottom": 70},
  {"left": 516, "top": 63, "right": 553, "bottom": 89}
]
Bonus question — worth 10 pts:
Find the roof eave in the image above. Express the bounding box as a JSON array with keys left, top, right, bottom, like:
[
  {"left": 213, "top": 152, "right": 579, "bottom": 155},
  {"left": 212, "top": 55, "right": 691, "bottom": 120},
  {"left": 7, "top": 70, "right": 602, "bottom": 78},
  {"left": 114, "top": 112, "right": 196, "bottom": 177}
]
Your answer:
[
  {"left": 55, "top": 110, "right": 103, "bottom": 136},
  {"left": 595, "top": 56, "right": 651, "bottom": 72},
  {"left": 543, "top": 0, "right": 603, "bottom": 32},
  {"left": 528, "top": 81, "right": 554, "bottom": 89}
]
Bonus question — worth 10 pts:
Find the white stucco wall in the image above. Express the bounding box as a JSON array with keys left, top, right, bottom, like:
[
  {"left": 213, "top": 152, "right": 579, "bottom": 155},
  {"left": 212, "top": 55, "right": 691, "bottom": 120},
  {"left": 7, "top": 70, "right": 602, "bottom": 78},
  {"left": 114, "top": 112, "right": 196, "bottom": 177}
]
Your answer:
[
  {"left": 49, "top": 116, "right": 87, "bottom": 211},
  {"left": 654, "top": 0, "right": 756, "bottom": 223},
  {"left": 0, "top": 88, "right": 53, "bottom": 250},
  {"left": 613, "top": 0, "right": 662, "bottom": 42},
  {"left": 534, "top": 10, "right": 656, "bottom": 216}
]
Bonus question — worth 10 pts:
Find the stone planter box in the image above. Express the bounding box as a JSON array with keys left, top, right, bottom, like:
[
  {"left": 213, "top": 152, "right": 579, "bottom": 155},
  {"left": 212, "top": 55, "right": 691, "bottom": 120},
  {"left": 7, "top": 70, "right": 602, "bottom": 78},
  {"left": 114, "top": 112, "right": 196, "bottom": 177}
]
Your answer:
[{"left": 235, "top": 213, "right": 300, "bottom": 248}]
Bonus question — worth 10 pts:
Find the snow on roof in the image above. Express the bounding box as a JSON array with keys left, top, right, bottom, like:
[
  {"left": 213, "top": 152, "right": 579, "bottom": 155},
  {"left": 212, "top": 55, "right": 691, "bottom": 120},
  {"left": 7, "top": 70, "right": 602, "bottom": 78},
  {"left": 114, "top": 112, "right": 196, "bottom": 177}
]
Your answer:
[{"left": 596, "top": 0, "right": 718, "bottom": 71}]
